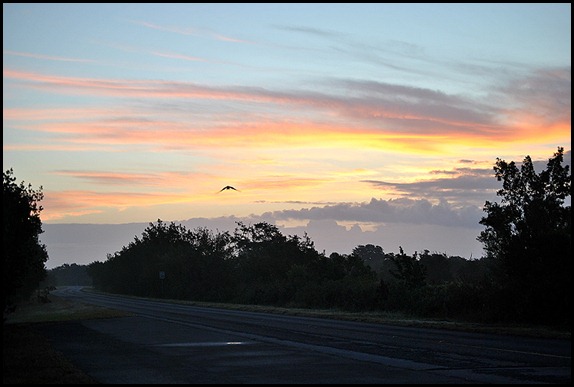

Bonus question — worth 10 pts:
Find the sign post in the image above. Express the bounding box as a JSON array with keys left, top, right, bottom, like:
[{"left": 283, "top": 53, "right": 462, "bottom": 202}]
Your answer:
[{"left": 159, "top": 271, "right": 165, "bottom": 297}]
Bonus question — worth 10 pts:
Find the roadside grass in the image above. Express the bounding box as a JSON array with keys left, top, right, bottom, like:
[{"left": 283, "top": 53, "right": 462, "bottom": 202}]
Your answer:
[
  {"left": 95, "top": 288, "right": 569, "bottom": 339},
  {"left": 3, "top": 287, "right": 570, "bottom": 384},
  {"left": 5, "top": 295, "right": 132, "bottom": 324},
  {"left": 3, "top": 294, "right": 131, "bottom": 384},
  {"left": 3, "top": 324, "right": 99, "bottom": 384}
]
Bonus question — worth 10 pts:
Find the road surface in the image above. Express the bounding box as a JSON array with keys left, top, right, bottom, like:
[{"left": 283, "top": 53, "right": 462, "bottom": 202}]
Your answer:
[{"left": 40, "top": 286, "right": 570, "bottom": 384}]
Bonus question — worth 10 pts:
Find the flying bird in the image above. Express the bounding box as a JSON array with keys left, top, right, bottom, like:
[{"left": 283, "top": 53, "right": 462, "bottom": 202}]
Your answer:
[{"left": 218, "top": 185, "right": 239, "bottom": 193}]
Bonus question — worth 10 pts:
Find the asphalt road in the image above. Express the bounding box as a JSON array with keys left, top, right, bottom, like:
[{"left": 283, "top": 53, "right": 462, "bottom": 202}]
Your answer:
[{"left": 40, "top": 286, "right": 571, "bottom": 384}]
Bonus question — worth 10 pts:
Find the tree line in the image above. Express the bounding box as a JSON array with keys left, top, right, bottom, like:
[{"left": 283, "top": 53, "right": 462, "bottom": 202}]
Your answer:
[
  {"left": 86, "top": 220, "right": 498, "bottom": 320},
  {"left": 86, "top": 148, "right": 570, "bottom": 325},
  {"left": 4, "top": 148, "right": 570, "bottom": 327}
]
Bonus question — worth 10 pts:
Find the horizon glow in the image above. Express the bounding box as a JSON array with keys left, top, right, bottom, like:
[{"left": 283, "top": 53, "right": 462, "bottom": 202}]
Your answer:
[{"left": 3, "top": 4, "right": 571, "bottom": 265}]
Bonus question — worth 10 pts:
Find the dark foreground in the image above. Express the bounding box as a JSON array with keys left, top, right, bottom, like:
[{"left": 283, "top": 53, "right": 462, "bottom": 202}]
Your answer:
[
  {"left": 3, "top": 289, "right": 571, "bottom": 384},
  {"left": 3, "top": 324, "right": 98, "bottom": 384}
]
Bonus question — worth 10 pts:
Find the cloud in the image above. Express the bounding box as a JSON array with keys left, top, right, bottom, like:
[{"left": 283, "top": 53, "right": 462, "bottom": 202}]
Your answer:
[
  {"left": 3, "top": 50, "right": 95, "bottom": 63},
  {"left": 7, "top": 67, "right": 568, "bottom": 161},
  {"left": 261, "top": 197, "right": 484, "bottom": 229},
  {"left": 362, "top": 170, "right": 500, "bottom": 205},
  {"left": 274, "top": 25, "right": 347, "bottom": 39},
  {"left": 255, "top": 200, "right": 343, "bottom": 206},
  {"left": 5, "top": 106, "right": 487, "bottom": 155},
  {"left": 130, "top": 19, "right": 256, "bottom": 44},
  {"left": 285, "top": 219, "right": 484, "bottom": 258},
  {"left": 40, "top": 190, "right": 197, "bottom": 221},
  {"left": 275, "top": 23, "right": 433, "bottom": 77},
  {"left": 149, "top": 51, "right": 209, "bottom": 63},
  {"left": 496, "top": 67, "right": 571, "bottom": 122},
  {"left": 52, "top": 170, "right": 211, "bottom": 187},
  {"left": 241, "top": 176, "right": 330, "bottom": 191},
  {"left": 41, "top": 213, "right": 486, "bottom": 269},
  {"left": 6, "top": 66, "right": 569, "bottom": 149},
  {"left": 3, "top": 107, "right": 120, "bottom": 121}
]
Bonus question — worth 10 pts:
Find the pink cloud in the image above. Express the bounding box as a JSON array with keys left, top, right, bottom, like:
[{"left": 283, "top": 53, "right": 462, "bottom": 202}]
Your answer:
[
  {"left": 130, "top": 20, "right": 256, "bottom": 44},
  {"left": 40, "top": 189, "right": 195, "bottom": 221},
  {"left": 4, "top": 68, "right": 570, "bottom": 155},
  {"left": 3, "top": 50, "right": 95, "bottom": 63},
  {"left": 150, "top": 51, "right": 209, "bottom": 62},
  {"left": 52, "top": 170, "right": 212, "bottom": 187}
]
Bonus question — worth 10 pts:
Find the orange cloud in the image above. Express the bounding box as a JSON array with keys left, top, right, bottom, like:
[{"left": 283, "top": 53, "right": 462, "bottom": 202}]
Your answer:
[
  {"left": 39, "top": 179, "right": 334, "bottom": 223},
  {"left": 52, "top": 170, "right": 213, "bottom": 188},
  {"left": 40, "top": 189, "right": 199, "bottom": 221},
  {"left": 4, "top": 69, "right": 569, "bottom": 158},
  {"left": 500, "top": 112, "right": 571, "bottom": 145},
  {"left": 9, "top": 111, "right": 551, "bottom": 159},
  {"left": 20, "top": 117, "right": 453, "bottom": 155},
  {"left": 3, "top": 107, "right": 123, "bottom": 121},
  {"left": 241, "top": 176, "right": 330, "bottom": 191}
]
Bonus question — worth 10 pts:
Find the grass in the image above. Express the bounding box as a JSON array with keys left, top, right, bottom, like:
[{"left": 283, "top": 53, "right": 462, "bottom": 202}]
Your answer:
[
  {"left": 110, "top": 290, "right": 570, "bottom": 339},
  {"left": 3, "top": 288, "right": 570, "bottom": 384},
  {"left": 3, "top": 324, "right": 99, "bottom": 384},
  {"left": 5, "top": 295, "right": 132, "bottom": 324},
  {"left": 3, "top": 294, "right": 131, "bottom": 384}
]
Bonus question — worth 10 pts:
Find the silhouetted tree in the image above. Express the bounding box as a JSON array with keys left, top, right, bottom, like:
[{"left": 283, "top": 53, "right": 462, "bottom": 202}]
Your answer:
[
  {"left": 353, "top": 244, "right": 384, "bottom": 261},
  {"left": 230, "top": 222, "right": 322, "bottom": 305},
  {"left": 3, "top": 168, "right": 49, "bottom": 319},
  {"left": 418, "top": 250, "right": 451, "bottom": 284},
  {"left": 477, "top": 147, "right": 571, "bottom": 324},
  {"left": 389, "top": 247, "right": 426, "bottom": 288},
  {"left": 87, "top": 220, "right": 234, "bottom": 301},
  {"left": 353, "top": 244, "right": 397, "bottom": 282}
]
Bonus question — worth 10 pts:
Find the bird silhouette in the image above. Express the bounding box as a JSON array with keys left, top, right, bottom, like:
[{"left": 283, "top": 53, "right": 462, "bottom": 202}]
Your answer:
[{"left": 218, "top": 185, "right": 239, "bottom": 193}]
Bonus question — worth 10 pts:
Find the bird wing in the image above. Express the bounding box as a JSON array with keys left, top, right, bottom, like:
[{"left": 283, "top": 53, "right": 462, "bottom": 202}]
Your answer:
[{"left": 218, "top": 186, "right": 239, "bottom": 193}]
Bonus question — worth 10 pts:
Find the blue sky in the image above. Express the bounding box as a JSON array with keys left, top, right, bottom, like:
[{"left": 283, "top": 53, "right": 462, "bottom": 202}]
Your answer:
[{"left": 3, "top": 4, "right": 571, "bottom": 268}]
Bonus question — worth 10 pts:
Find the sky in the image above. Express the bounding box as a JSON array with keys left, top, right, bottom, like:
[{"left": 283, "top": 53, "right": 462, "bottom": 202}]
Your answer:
[{"left": 3, "top": 4, "right": 571, "bottom": 269}]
